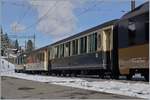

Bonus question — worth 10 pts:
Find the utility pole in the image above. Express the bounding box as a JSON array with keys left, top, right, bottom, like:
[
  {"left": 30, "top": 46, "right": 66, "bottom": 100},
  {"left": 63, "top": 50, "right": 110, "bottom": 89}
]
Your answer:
[
  {"left": 25, "top": 40, "right": 26, "bottom": 50},
  {"left": 131, "top": 0, "right": 135, "bottom": 11},
  {"left": 0, "top": 0, "right": 2, "bottom": 57},
  {"left": 33, "top": 34, "right": 36, "bottom": 49}
]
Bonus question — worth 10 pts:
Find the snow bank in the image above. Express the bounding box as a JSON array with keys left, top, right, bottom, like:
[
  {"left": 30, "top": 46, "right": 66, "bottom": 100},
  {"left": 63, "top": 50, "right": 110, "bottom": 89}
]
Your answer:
[
  {"left": 0, "top": 58, "right": 15, "bottom": 75},
  {"left": 1, "top": 73, "right": 150, "bottom": 99}
]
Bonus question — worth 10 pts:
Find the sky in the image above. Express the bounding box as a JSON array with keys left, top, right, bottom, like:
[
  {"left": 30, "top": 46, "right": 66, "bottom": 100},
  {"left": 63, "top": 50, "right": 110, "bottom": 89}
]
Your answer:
[{"left": 1, "top": 0, "right": 147, "bottom": 49}]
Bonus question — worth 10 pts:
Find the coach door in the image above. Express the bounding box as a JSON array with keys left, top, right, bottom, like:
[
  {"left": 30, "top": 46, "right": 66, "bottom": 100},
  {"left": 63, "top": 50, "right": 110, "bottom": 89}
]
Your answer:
[{"left": 102, "top": 27, "right": 113, "bottom": 70}]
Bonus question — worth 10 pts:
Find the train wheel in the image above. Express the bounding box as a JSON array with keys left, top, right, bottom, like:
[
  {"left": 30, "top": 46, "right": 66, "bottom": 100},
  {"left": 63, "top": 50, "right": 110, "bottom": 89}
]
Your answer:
[
  {"left": 56, "top": 73, "right": 59, "bottom": 76},
  {"left": 126, "top": 74, "right": 132, "bottom": 80},
  {"left": 63, "top": 73, "right": 66, "bottom": 77},
  {"left": 113, "top": 75, "right": 119, "bottom": 79},
  {"left": 52, "top": 73, "right": 56, "bottom": 76},
  {"left": 71, "top": 73, "right": 76, "bottom": 77},
  {"left": 98, "top": 74, "right": 104, "bottom": 79},
  {"left": 144, "top": 74, "right": 149, "bottom": 82},
  {"left": 111, "top": 72, "right": 119, "bottom": 79},
  {"left": 80, "top": 71, "right": 84, "bottom": 76},
  {"left": 98, "top": 71, "right": 104, "bottom": 79},
  {"left": 60, "top": 73, "right": 65, "bottom": 77}
]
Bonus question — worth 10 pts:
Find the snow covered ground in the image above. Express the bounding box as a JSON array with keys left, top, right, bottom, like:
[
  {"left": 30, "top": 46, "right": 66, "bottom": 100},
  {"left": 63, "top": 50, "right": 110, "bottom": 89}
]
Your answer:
[
  {"left": 0, "top": 57, "right": 15, "bottom": 75},
  {"left": 0, "top": 57, "right": 150, "bottom": 99},
  {"left": 1, "top": 73, "right": 149, "bottom": 99}
]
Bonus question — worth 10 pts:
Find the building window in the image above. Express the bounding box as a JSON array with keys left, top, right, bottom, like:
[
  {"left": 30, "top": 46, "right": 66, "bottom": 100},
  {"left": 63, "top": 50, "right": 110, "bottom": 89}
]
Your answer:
[
  {"left": 88, "top": 32, "right": 97, "bottom": 53},
  {"left": 72, "top": 39, "right": 78, "bottom": 55},
  {"left": 80, "top": 36, "right": 87, "bottom": 54}
]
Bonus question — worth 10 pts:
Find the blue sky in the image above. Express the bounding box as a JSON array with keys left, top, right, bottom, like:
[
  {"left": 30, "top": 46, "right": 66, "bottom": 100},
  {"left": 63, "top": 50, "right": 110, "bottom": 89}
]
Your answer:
[{"left": 1, "top": 0, "right": 147, "bottom": 49}]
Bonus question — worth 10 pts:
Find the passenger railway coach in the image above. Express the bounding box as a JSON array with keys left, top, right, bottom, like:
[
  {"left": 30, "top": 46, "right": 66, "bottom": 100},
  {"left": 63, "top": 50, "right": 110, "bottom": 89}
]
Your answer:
[{"left": 16, "top": 2, "right": 149, "bottom": 81}]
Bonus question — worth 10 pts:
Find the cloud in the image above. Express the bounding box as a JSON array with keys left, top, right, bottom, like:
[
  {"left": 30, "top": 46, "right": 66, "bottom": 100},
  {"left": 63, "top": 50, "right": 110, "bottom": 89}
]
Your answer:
[
  {"left": 10, "top": 22, "right": 26, "bottom": 33},
  {"left": 28, "top": 0, "right": 87, "bottom": 40}
]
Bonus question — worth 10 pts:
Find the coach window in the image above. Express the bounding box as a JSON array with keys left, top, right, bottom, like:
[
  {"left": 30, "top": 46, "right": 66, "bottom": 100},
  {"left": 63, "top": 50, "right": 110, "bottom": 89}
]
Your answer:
[
  {"left": 98, "top": 33, "right": 101, "bottom": 49},
  {"left": 88, "top": 34, "right": 92, "bottom": 52},
  {"left": 38, "top": 53, "right": 40, "bottom": 61},
  {"left": 134, "top": 15, "right": 148, "bottom": 45},
  {"left": 94, "top": 32, "right": 97, "bottom": 51},
  {"left": 50, "top": 47, "right": 54, "bottom": 59},
  {"left": 80, "top": 36, "right": 87, "bottom": 54},
  {"left": 31, "top": 55, "right": 33, "bottom": 63},
  {"left": 145, "top": 13, "right": 149, "bottom": 42},
  {"left": 39, "top": 53, "right": 41, "bottom": 61},
  {"left": 60, "top": 44, "right": 64, "bottom": 58},
  {"left": 55, "top": 46, "right": 57, "bottom": 58},
  {"left": 88, "top": 32, "right": 97, "bottom": 53},
  {"left": 51, "top": 47, "right": 55, "bottom": 59},
  {"left": 145, "top": 22, "right": 149, "bottom": 42},
  {"left": 57, "top": 46, "right": 60, "bottom": 58},
  {"left": 51, "top": 48, "right": 54, "bottom": 59},
  {"left": 40, "top": 53, "right": 42, "bottom": 61},
  {"left": 128, "top": 20, "right": 136, "bottom": 46},
  {"left": 36, "top": 53, "right": 39, "bottom": 62},
  {"left": 65, "top": 42, "right": 71, "bottom": 57},
  {"left": 54, "top": 46, "right": 59, "bottom": 58},
  {"left": 42, "top": 52, "right": 44, "bottom": 61},
  {"left": 48, "top": 49, "right": 51, "bottom": 59},
  {"left": 72, "top": 39, "right": 78, "bottom": 55}
]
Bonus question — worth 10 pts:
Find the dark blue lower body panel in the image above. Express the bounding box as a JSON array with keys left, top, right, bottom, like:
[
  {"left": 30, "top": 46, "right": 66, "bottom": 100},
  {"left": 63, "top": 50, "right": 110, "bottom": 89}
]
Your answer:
[{"left": 50, "top": 51, "right": 110, "bottom": 70}]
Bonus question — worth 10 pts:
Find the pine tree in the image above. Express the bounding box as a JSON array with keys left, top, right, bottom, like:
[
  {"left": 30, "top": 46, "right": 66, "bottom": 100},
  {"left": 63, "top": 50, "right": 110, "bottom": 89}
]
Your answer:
[
  {"left": 15, "top": 39, "right": 19, "bottom": 50},
  {"left": 26, "top": 40, "right": 33, "bottom": 52}
]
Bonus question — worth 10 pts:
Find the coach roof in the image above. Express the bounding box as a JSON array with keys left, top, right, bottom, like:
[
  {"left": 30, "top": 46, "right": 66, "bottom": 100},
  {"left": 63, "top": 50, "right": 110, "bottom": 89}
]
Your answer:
[
  {"left": 121, "top": 1, "right": 149, "bottom": 20},
  {"left": 26, "top": 19, "right": 118, "bottom": 54},
  {"left": 50, "top": 19, "right": 118, "bottom": 46}
]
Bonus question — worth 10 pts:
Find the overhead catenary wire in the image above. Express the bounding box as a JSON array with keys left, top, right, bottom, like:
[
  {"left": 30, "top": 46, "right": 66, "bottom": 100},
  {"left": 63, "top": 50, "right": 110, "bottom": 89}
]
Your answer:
[
  {"left": 3, "top": 0, "right": 104, "bottom": 32},
  {"left": 3, "top": 0, "right": 113, "bottom": 33},
  {"left": 47, "top": 0, "right": 104, "bottom": 33},
  {"left": 13, "top": 6, "right": 31, "bottom": 32},
  {"left": 22, "top": 0, "right": 59, "bottom": 31},
  {"left": 1, "top": 0, "right": 48, "bottom": 7},
  {"left": 24, "top": 0, "right": 104, "bottom": 33},
  {"left": 18, "top": 6, "right": 31, "bottom": 23},
  {"left": 77, "top": 0, "right": 104, "bottom": 16}
]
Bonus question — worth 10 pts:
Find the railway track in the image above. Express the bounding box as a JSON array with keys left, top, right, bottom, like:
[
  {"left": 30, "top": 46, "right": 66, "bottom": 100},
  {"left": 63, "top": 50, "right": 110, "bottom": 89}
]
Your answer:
[{"left": 17, "top": 71, "right": 148, "bottom": 83}]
